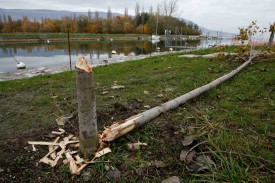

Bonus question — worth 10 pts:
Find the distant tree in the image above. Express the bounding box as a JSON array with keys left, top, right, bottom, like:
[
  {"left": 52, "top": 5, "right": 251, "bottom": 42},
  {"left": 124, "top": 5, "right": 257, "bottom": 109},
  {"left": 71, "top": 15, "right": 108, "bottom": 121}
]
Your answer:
[
  {"left": 88, "top": 9, "right": 92, "bottom": 21},
  {"left": 0, "top": 16, "right": 3, "bottom": 33},
  {"left": 268, "top": 22, "right": 275, "bottom": 47},
  {"left": 135, "top": 2, "right": 140, "bottom": 26},
  {"left": 149, "top": 6, "right": 153, "bottom": 15},
  {"left": 95, "top": 11, "right": 99, "bottom": 20},
  {"left": 107, "top": 7, "right": 112, "bottom": 20},
  {"left": 123, "top": 18, "right": 134, "bottom": 33},
  {"left": 159, "top": 0, "right": 181, "bottom": 17},
  {"left": 124, "top": 7, "right": 128, "bottom": 17},
  {"left": 111, "top": 16, "right": 124, "bottom": 33},
  {"left": 77, "top": 16, "right": 88, "bottom": 32}
]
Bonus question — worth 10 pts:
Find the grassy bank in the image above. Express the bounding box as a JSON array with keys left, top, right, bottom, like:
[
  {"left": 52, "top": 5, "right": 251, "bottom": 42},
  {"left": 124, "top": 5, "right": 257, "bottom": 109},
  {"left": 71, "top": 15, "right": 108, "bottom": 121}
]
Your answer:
[{"left": 0, "top": 46, "right": 274, "bottom": 182}]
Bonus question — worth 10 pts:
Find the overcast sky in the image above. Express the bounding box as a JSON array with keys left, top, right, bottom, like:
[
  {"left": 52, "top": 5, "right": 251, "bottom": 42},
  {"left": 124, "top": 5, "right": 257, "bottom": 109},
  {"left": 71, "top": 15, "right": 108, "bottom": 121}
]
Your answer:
[{"left": 1, "top": 0, "right": 274, "bottom": 34}]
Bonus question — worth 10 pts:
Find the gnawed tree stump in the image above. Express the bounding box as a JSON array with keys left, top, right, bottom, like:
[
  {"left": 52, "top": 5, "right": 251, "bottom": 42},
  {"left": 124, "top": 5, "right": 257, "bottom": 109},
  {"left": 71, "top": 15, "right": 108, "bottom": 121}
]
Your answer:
[{"left": 76, "top": 56, "right": 98, "bottom": 153}]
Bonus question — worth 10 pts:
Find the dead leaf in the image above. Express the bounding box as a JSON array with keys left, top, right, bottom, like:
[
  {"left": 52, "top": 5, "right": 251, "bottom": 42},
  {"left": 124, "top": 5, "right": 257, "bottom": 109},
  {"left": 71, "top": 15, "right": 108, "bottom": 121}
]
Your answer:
[
  {"left": 195, "top": 155, "right": 215, "bottom": 167},
  {"left": 181, "top": 135, "right": 195, "bottom": 146},
  {"left": 161, "top": 176, "right": 180, "bottom": 183},
  {"left": 102, "top": 91, "right": 109, "bottom": 95},
  {"left": 105, "top": 169, "right": 121, "bottom": 181},
  {"left": 144, "top": 105, "right": 151, "bottom": 109},
  {"left": 152, "top": 160, "right": 167, "bottom": 168},
  {"left": 180, "top": 150, "right": 197, "bottom": 163},
  {"left": 144, "top": 90, "right": 149, "bottom": 95},
  {"left": 186, "top": 161, "right": 203, "bottom": 172},
  {"left": 56, "top": 114, "right": 73, "bottom": 126},
  {"left": 268, "top": 133, "right": 275, "bottom": 140},
  {"left": 157, "top": 94, "right": 164, "bottom": 98}
]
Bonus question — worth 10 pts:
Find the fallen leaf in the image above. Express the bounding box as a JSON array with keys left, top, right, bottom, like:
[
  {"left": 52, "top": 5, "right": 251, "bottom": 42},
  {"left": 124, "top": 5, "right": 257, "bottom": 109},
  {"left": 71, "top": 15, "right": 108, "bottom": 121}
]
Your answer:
[
  {"left": 268, "top": 133, "right": 275, "bottom": 140},
  {"left": 196, "top": 155, "right": 215, "bottom": 166},
  {"left": 186, "top": 161, "right": 203, "bottom": 172},
  {"left": 157, "top": 94, "right": 164, "bottom": 98},
  {"left": 105, "top": 169, "right": 121, "bottom": 181},
  {"left": 56, "top": 114, "right": 73, "bottom": 126},
  {"left": 144, "top": 105, "right": 151, "bottom": 109},
  {"left": 102, "top": 91, "right": 109, "bottom": 95},
  {"left": 180, "top": 150, "right": 197, "bottom": 163},
  {"left": 181, "top": 135, "right": 195, "bottom": 146},
  {"left": 144, "top": 90, "right": 149, "bottom": 95},
  {"left": 152, "top": 160, "right": 167, "bottom": 168},
  {"left": 161, "top": 176, "right": 180, "bottom": 183}
]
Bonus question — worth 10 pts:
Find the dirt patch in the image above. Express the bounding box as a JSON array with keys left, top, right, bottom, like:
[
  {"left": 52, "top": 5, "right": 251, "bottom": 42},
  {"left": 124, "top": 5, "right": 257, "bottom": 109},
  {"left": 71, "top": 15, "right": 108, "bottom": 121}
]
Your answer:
[{"left": 0, "top": 99, "right": 164, "bottom": 182}]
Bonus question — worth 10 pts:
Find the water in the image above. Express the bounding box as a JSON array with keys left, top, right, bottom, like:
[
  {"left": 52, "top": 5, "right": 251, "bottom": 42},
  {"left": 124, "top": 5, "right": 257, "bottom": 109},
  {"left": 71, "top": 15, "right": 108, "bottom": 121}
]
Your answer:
[{"left": 0, "top": 39, "right": 232, "bottom": 73}]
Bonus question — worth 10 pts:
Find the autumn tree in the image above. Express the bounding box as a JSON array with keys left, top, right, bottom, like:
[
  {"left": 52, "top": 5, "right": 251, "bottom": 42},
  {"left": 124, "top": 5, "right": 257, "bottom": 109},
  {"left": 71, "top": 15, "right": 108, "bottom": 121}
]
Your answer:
[{"left": 0, "top": 16, "right": 3, "bottom": 33}]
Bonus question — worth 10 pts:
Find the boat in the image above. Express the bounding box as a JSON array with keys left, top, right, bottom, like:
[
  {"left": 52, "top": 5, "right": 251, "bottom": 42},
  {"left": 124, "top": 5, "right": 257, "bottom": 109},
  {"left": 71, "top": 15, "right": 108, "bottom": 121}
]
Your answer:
[
  {"left": 16, "top": 62, "right": 26, "bottom": 69},
  {"left": 12, "top": 56, "right": 26, "bottom": 69},
  {"left": 152, "top": 34, "right": 160, "bottom": 40}
]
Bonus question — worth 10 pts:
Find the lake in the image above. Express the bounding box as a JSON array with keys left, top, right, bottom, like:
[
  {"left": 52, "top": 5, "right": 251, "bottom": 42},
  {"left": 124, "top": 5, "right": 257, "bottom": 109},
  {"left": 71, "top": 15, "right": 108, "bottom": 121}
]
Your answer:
[{"left": 0, "top": 38, "right": 232, "bottom": 73}]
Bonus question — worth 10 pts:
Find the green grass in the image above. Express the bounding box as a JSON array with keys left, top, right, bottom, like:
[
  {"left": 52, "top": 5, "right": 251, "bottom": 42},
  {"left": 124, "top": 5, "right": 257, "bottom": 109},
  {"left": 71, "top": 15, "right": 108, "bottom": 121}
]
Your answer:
[{"left": 0, "top": 46, "right": 274, "bottom": 182}]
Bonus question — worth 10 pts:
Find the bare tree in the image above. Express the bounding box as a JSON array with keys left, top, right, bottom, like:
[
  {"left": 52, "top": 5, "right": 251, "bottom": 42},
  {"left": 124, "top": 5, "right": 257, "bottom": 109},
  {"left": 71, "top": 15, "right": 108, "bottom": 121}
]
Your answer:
[
  {"left": 159, "top": 0, "right": 182, "bottom": 17},
  {"left": 95, "top": 11, "right": 99, "bottom": 20},
  {"left": 124, "top": 7, "right": 128, "bottom": 17},
  {"left": 107, "top": 7, "right": 112, "bottom": 20}
]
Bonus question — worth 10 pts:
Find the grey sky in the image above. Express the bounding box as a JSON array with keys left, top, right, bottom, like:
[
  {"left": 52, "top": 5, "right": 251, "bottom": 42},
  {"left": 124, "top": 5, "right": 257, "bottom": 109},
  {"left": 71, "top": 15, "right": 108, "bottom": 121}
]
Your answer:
[{"left": 1, "top": 0, "right": 274, "bottom": 34}]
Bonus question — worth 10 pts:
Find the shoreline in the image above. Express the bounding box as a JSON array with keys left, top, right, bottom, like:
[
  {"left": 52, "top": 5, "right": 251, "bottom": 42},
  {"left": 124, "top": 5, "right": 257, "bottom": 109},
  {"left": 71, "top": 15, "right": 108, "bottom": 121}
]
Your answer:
[{"left": 0, "top": 51, "right": 179, "bottom": 81}]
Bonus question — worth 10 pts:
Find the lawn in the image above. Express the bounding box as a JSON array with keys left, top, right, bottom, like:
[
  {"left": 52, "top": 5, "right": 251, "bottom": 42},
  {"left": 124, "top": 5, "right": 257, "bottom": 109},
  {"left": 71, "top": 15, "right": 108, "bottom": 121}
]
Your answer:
[{"left": 0, "top": 46, "right": 274, "bottom": 182}]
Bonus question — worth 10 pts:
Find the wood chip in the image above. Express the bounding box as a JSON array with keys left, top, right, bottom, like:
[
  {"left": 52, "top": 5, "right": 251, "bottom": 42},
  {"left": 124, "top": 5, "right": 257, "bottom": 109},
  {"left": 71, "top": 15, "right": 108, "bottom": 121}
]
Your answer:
[
  {"left": 28, "top": 141, "right": 59, "bottom": 146},
  {"left": 111, "top": 85, "right": 125, "bottom": 89},
  {"left": 127, "top": 142, "right": 147, "bottom": 150},
  {"left": 94, "top": 147, "right": 112, "bottom": 158},
  {"left": 74, "top": 155, "right": 85, "bottom": 164},
  {"left": 32, "top": 145, "right": 37, "bottom": 151},
  {"left": 65, "top": 152, "right": 79, "bottom": 174}
]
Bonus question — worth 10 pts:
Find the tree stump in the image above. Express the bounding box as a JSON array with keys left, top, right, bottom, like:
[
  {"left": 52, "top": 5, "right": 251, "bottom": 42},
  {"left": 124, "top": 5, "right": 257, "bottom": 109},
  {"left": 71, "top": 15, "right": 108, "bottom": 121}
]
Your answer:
[{"left": 75, "top": 57, "right": 98, "bottom": 153}]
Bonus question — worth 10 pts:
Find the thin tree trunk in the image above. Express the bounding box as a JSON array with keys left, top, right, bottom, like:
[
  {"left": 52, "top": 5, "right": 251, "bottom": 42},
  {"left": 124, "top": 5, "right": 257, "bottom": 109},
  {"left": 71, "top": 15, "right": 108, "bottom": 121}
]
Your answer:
[
  {"left": 76, "top": 57, "right": 98, "bottom": 153},
  {"left": 100, "top": 54, "right": 257, "bottom": 142},
  {"left": 268, "top": 31, "right": 274, "bottom": 47}
]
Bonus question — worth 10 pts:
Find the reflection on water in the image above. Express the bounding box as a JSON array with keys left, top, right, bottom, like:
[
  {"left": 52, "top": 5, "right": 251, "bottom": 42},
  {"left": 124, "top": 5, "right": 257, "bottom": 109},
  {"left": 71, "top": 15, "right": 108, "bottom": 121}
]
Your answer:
[{"left": 0, "top": 39, "right": 232, "bottom": 73}]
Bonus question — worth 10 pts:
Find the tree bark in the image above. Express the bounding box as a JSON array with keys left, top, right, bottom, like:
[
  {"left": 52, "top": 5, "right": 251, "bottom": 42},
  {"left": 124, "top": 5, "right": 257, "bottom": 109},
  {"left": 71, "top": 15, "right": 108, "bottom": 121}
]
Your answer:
[
  {"left": 76, "top": 57, "right": 98, "bottom": 153},
  {"left": 269, "top": 23, "right": 275, "bottom": 48},
  {"left": 268, "top": 30, "right": 274, "bottom": 47},
  {"left": 100, "top": 54, "right": 257, "bottom": 142}
]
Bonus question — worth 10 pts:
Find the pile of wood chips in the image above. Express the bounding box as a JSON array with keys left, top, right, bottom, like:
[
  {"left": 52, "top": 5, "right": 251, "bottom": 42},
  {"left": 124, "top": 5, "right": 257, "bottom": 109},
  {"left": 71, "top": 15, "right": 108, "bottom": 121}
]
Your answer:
[{"left": 28, "top": 128, "right": 111, "bottom": 175}]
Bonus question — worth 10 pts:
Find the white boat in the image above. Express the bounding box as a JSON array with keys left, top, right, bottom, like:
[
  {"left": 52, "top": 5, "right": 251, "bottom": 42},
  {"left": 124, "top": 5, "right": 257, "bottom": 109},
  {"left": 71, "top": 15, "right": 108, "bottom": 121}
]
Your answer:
[
  {"left": 152, "top": 34, "right": 160, "bottom": 40},
  {"left": 16, "top": 62, "right": 26, "bottom": 69}
]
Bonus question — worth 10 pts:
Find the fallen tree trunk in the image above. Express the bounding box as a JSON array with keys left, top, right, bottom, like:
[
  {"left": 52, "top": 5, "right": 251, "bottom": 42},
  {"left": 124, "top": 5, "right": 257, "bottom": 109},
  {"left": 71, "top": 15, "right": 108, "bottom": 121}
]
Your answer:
[{"left": 100, "top": 54, "right": 257, "bottom": 142}]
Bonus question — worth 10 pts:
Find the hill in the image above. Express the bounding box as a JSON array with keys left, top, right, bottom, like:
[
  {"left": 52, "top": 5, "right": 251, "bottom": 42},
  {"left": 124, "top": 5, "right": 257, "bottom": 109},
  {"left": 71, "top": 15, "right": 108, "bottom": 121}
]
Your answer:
[{"left": 0, "top": 8, "right": 120, "bottom": 20}]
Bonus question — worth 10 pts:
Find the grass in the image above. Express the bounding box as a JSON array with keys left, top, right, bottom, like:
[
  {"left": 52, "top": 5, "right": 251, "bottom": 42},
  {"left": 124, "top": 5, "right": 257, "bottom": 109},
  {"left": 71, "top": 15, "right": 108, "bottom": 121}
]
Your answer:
[{"left": 0, "top": 45, "right": 274, "bottom": 182}]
